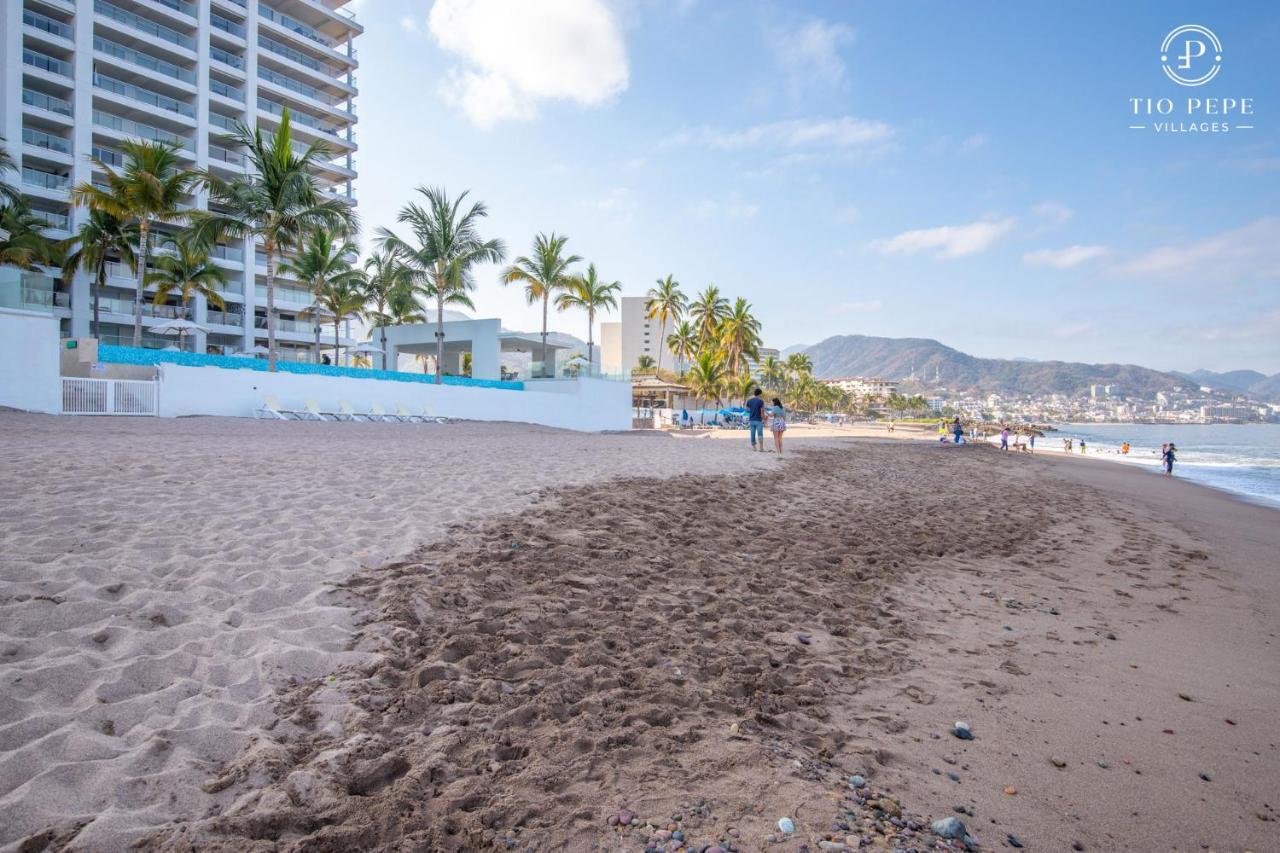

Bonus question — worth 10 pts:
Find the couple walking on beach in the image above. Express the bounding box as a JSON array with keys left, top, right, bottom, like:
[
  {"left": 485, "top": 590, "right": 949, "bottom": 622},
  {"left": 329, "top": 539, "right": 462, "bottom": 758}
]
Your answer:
[{"left": 746, "top": 388, "right": 786, "bottom": 455}]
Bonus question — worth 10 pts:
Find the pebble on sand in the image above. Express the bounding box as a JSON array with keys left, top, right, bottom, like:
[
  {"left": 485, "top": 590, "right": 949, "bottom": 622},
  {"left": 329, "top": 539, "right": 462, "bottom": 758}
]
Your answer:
[
  {"left": 1003, "top": 786, "right": 1017, "bottom": 795},
  {"left": 777, "top": 817, "right": 796, "bottom": 834},
  {"left": 930, "top": 817, "right": 968, "bottom": 839},
  {"left": 952, "top": 721, "right": 974, "bottom": 740},
  {"left": 1050, "top": 756, "right": 1067, "bottom": 768}
]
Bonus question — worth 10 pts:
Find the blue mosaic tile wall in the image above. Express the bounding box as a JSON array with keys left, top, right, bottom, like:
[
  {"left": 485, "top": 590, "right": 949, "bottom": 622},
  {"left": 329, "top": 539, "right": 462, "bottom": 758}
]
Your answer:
[{"left": 97, "top": 345, "right": 525, "bottom": 391}]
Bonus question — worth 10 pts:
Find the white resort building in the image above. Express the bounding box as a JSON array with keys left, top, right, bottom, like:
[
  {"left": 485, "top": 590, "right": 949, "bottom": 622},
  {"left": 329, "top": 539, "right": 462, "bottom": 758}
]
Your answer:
[
  {"left": 600, "top": 295, "right": 678, "bottom": 376},
  {"left": 0, "top": 0, "right": 360, "bottom": 360}
]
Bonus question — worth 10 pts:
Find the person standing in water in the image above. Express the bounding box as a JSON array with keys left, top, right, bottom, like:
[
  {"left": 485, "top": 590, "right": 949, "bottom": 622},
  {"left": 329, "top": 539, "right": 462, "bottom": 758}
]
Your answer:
[
  {"left": 1163, "top": 443, "right": 1177, "bottom": 476},
  {"left": 769, "top": 397, "right": 787, "bottom": 455}
]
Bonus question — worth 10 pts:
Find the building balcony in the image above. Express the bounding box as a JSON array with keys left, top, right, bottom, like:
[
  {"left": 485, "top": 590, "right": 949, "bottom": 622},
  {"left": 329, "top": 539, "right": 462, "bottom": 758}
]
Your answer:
[
  {"left": 22, "top": 47, "right": 74, "bottom": 81},
  {"left": 94, "top": 0, "right": 197, "bottom": 53},
  {"left": 257, "top": 33, "right": 352, "bottom": 82},
  {"left": 209, "top": 45, "right": 246, "bottom": 74},
  {"left": 93, "top": 35, "right": 197, "bottom": 88},
  {"left": 209, "top": 12, "right": 248, "bottom": 45},
  {"left": 257, "top": 3, "right": 357, "bottom": 67},
  {"left": 93, "top": 109, "right": 194, "bottom": 152},
  {"left": 22, "top": 87, "right": 74, "bottom": 121},
  {"left": 93, "top": 71, "right": 196, "bottom": 120},
  {"left": 22, "top": 126, "right": 74, "bottom": 159},
  {"left": 256, "top": 97, "right": 354, "bottom": 149},
  {"left": 23, "top": 8, "right": 75, "bottom": 46}
]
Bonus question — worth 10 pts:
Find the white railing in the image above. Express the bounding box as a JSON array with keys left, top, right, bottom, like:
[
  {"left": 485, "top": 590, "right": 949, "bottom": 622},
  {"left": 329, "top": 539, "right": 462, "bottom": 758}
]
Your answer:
[{"left": 62, "top": 378, "right": 158, "bottom": 415}]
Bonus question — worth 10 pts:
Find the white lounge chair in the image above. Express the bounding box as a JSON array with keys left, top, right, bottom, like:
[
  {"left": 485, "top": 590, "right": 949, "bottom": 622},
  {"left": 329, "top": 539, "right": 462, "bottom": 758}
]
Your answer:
[
  {"left": 421, "top": 406, "right": 449, "bottom": 424},
  {"left": 395, "top": 404, "right": 423, "bottom": 423},
  {"left": 335, "top": 400, "right": 364, "bottom": 422},
  {"left": 301, "top": 399, "right": 331, "bottom": 421},
  {"left": 255, "top": 394, "right": 300, "bottom": 420},
  {"left": 369, "top": 402, "right": 398, "bottom": 423}
]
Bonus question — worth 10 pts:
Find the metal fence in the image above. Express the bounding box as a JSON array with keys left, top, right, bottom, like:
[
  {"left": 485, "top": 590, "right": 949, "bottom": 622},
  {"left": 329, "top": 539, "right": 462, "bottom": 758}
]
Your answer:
[{"left": 62, "top": 378, "right": 158, "bottom": 416}]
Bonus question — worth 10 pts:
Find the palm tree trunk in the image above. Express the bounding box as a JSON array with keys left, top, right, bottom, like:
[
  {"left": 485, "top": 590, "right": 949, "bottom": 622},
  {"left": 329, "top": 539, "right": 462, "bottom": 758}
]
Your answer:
[
  {"left": 435, "top": 283, "right": 444, "bottom": 385},
  {"left": 541, "top": 294, "right": 549, "bottom": 377},
  {"left": 380, "top": 321, "right": 387, "bottom": 371},
  {"left": 334, "top": 319, "right": 341, "bottom": 367},
  {"left": 654, "top": 312, "right": 663, "bottom": 375},
  {"left": 133, "top": 219, "right": 150, "bottom": 348},
  {"left": 313, "top": 298, "right": 322, "bottom": 364},
  {"left": 265, "top": 242, "right": 277, "bottom": 372},
  {"left": 586, "top": 307, "right": 594, "bottom": 373},
  {"left": 93, "top": 259, "right": 104, "bottom": 341}
]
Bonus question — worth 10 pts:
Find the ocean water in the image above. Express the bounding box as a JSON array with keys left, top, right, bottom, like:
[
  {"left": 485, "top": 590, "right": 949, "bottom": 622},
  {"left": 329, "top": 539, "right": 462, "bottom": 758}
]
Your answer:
[{"left": 1046, "top": 423, "right": 1280, "bottom": 508}]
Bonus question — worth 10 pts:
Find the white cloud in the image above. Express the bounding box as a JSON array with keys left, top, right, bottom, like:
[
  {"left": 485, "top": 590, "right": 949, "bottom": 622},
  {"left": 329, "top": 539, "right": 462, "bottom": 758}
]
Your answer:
[
  {"left": 961, "top": 133, "right": 988, "bottom": 151},
  {"left": 688, "top": 198, "right": 759, "bottom": 221},
  {"left": 428, "top": 0, "right": 629, "bottom": 129},
  {"left": 873, "top": 218, "right": 1016, "bottom": 259},
  {"left": 400, "top": 16, "right": 420, "bottom": 32},
  {"left": 833, "top": 299, "right": 882, "bottom": 314},
  {"left": 676, "top": 116, "right": 891, "bottom": 150},
  {"left": 773, "top": 20, "right": 854, "bottom": 89},
  {"left": 1031, "top": 201, "right": 1074, "bottom": 225},
  {"left": 1115, "top": 217, "right": 1280, "bottom": 280},
  {"left": 1023, "top": 245, "right": 1109, "bottom": 268}
]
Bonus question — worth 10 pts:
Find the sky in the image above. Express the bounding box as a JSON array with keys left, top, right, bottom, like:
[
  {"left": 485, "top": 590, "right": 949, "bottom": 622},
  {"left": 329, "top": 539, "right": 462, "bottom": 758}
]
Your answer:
[{"left": 342, "top": 0, "right": 1280, "bottom": 373}]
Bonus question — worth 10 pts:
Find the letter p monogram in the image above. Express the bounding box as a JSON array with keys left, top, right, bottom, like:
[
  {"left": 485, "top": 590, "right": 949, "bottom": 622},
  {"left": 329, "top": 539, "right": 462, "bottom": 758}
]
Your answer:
[{"left": 1178, "top": 38, "right": 1206, "bottom": 69}]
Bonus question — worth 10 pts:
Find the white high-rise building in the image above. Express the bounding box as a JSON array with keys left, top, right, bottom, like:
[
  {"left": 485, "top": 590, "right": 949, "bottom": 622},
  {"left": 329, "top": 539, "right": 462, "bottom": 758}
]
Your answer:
[
  {"left": 1, "top": 0, "right": 360, "bottom": 358},
  {"left": 600, "top": 295, "right": 677, "bottom": 376}
]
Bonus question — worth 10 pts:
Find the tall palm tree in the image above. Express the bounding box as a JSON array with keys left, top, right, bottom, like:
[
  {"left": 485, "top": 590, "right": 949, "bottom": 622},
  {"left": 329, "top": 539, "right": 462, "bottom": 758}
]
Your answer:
[
  {"left": 378, "top": 186, "right": 505, "bottom": 384},
  {"left": 361, "top": 250, "right": 415, "bottom": 370},
  {"left": 282, "top": 226, "right": 362, "bottom": 364},
  {"left": 719, "top": 297, "right": 762, "bottom": 376},
  {"left": 686, "top": 350, "right": 727, "bottom": 413},
  {"left": 70, "top": 140, "right": 197, "bottom": 348},
  {"left": 0, "top": 201, "right": 59, "bottom": 269},
  {"left": 61, "top": 210, "right": 138, "bottom": 340},
  {"left": 666, "top": 320, "right": 697, "bottom": 374},
  {"left": 146, "top": 234, "right": 227, "bottom": 350},
  {"left": 190, "top": 109, "right": 355, "bottom": 371},
  {"left": 786, "top": 352, "right": 813, "bottom": 382},
  {"left": 501, "top": 232, "right": 579, "bottom": 377},
  {"left": 758, "top": 354, "right": 786, "bottom": 391},
  {"left": 689, "top": 284, "right": 730, "bottom": 348},
  {"left": 636, "top": 354, "right": 656, "bottom": 371},
  {"left": 645, "top": 274, "right": 686, "bottom": 375},
  {"left": 556, "top": 263, "right": 620, "bottom": 369},
  {"left": 312, "top": 277, "right": 367, "bottom": 366}
]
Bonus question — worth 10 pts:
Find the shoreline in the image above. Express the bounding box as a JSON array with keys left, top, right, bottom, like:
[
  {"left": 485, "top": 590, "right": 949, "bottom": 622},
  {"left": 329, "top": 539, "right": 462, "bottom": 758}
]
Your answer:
[{"left": 2, "top": 414, "right": 1278, "bottom": 851}]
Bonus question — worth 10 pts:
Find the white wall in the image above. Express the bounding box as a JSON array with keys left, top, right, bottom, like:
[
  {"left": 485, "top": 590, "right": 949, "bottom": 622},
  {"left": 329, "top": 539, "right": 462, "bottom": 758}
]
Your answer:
[
  {"left": 0, "top": 309, "right": 61, "bottom": 414},
  {"left": 156, "top": 364, "right": 632, "bottom": 432}
]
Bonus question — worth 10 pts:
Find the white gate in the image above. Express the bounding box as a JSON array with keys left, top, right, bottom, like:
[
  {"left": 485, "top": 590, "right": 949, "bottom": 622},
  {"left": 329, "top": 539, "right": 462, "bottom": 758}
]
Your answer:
[{"left": 62, "top": 378, "right": 158, "bottom": 416}]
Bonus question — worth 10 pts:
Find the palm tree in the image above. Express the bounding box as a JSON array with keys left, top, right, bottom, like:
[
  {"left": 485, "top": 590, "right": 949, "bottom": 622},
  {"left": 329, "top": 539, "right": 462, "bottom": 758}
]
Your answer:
[
  {"left": 361, "top": 250, "right": 415, "bottom": 370},
  {"left": 61, "top": 211, "right": 138, "bottom": 341},
  {"left": 645, "top": 275, "right": 686, "bottom": 375},
  {"left": 190, "top": 109, "right": 355, "bottom": 371},
  {"left": 0, "top": 140, "right": 22, "bottom": 209},
  {"left": 0, "top": 201, "right": 59, "bottom": 269},
  {"left": 719, "top": 297, "right": 762, "bottom": 375},
  {"left": 636, "top": 354, "right": 656, "bottom": 371},
  {"left": 556, "top": 263, "right": 620, "bottom": 369},
  {"left": 146, "top": 234, "right": 227, "bottom": 350},
  {"left": 786, "top": 352, "right": 813, "bottom": 382},
  {"left": 282, "top": 226, "right": 362, "bottom": 364},
  {"left": 666, "top": 320, "right": 697, "bottom": 374},
  {"left": 312, "top": 277, "right": 366, "bottom": 366},
  {"left": 686, "top": 350, "right": 727, "bottom": 413},
  {"left": 70, "top": 140, "right": 198, "bottom": 348},
  {"left": 689, "top": 284, "right": 730, "bottom": 348},
  {"left": 501, "top": 232, "right": 579, "bottom": 377},
  {"left": 758, "top": 354, "right": 786, "bottom": 391},
  {"left": 378, "top": 186, "right": 505, "bottom": 384}
]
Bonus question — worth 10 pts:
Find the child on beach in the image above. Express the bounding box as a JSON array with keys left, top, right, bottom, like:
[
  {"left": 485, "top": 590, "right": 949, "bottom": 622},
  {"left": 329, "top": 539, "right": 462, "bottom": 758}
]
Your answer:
[{"left": 769, "top": 398, "right": 787, "bottom": 455}]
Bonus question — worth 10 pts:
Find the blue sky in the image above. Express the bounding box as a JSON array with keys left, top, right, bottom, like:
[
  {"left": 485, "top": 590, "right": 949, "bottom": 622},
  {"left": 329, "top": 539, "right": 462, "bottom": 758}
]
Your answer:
[{"left": 345, "top": 0, "right": 1280, "bottom": 373}]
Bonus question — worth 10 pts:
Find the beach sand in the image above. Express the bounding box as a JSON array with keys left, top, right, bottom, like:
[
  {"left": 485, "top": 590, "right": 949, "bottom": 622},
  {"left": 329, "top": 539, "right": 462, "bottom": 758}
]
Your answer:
[{"left": 1, "top": 413, "right": 1276, "bottom": 852}]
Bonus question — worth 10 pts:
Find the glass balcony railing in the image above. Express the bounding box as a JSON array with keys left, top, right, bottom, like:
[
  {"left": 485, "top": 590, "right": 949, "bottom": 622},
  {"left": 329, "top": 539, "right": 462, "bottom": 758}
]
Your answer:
[
  {"left": 24, "top": 48, "right": 73, "bottom": 77},
  {"left": 209, "top": 46, "right": 245, "bottom": 69},
  {"left": 210, "top": 13, "right": 246, "bottom": 38},
  {"left": 258, "top": 66, "right": 347, "bottom": 108},
  {"left": 23, "top": 167, "right": 70, "bottom": 190},
  {"left": 23, "top": 88, "right": 73, "bottom": 116},
  {"left": 212, "top": 244, "right": 243, "bottom": 262},
  {"left": 94, "top": 36, "right": 196, "bottom": 84},
  {"left": 209, "top": 78, "right": 244, "bottom": 101},
  {"left": 31, "top": 209, "right": 71, "bottom": 230},
  {"left": 254, "top": 315, "right": 312, "bottom": 333},
  {"left": 94, "top": 72, "right": 196, "bottom": 117},
  {"left": 92, "top": 145, "right": 124, "bottom": 167},
  {"left": 93, "top": 110, "right": 192, "bottom": 148},
  {"left": 150, "top": 0, "right": 196, "bottom": 17},
  {"left": 23, "top": 8, "right": 74, "bottom": 40},
  {"left": 258, "top": 5, "right": 333, "bottom": 48},
  {"left": 95, "top": 1, "right": 195, "bottom": 50},
  {"left": 208, "top": 145, "right": 245, "bottom": 167},
  {"left": 257, "top": 97, "right": 341, "bottom": 136},
  {"left": 258, "top": 34, "right": 344, "bottom": 76},
  {"left": 23, "top": 127, "right": 72, "bottom": 154},
  {"left": 255, "top": 284, "right": 313, "bottom": 304}
]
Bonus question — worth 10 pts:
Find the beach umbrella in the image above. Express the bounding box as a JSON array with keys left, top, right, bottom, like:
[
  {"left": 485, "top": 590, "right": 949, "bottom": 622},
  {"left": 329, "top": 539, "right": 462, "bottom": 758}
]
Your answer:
[
  {"left": 347, "top": 342, "right": 384, "bottom": 356},
  {"left": 243, "top": 344, "right": 270, "bottom": 357},
  {"left": 148, "top": 318, "right": 209, "bottom": 353}
]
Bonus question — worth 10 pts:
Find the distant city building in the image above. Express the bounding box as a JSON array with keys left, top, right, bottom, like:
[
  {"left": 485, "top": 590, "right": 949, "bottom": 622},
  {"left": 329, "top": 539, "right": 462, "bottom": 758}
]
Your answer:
[
  {"left": 1200, "top": 403, "right": 1261, "bottom": 421},
  {"left": 600, "top": 296, "right": 678, "bottom": 375},
  {"left": 822, "top": 376, "right": 899, "bottom": 399}
]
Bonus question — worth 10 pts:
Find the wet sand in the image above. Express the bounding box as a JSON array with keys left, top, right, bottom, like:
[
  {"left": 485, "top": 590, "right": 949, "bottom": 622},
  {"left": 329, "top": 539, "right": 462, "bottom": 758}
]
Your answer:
[{"left": 1, "top": 414, "right": 1276, "bottom": 852}]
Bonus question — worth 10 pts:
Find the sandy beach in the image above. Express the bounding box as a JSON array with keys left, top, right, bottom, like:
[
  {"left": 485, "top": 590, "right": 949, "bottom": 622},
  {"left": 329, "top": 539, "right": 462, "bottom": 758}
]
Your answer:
[{"left": 1, "top": 413, "right": 1277, "bottom": 852}]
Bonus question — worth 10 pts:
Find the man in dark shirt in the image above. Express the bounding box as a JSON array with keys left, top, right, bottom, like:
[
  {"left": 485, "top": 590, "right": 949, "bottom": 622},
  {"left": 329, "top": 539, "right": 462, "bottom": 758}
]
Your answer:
[{"left": 746, "top": 388, "right": 766, "bottom": 451}]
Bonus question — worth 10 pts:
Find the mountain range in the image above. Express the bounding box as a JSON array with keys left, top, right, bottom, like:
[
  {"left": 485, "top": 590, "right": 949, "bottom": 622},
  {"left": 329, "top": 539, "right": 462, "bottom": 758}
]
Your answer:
[{"left": 789, "top": 335, "right": 1280, "bottom": 402}]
